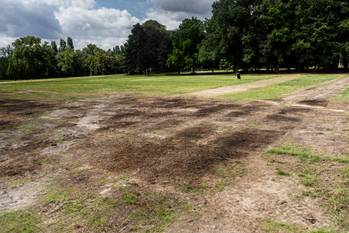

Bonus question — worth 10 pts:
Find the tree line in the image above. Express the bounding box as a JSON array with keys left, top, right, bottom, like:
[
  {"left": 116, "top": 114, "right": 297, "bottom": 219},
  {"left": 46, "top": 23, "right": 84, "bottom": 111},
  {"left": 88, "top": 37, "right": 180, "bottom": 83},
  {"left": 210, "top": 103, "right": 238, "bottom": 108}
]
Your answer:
[
  {"left": 0, "top": 0, "right": 348, "bottom": 80},
  {"left": 0, "top": 36, "right": 126, "bottom": 80}
]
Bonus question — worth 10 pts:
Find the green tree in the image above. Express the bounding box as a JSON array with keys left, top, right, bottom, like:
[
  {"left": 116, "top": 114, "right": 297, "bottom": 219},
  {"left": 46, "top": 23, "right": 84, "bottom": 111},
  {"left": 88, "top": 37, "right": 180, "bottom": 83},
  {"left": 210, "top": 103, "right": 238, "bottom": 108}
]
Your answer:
[
  {"left": 59, "top": 39, "right": 67, "bottom": 52},
  {"left": 168, "top": 18, "right": 205, "bottom": 73},
  {"left": 125, "top": 20, "right": 171, "bottom": 74},
  {"left": 51, "top": 41, "right": 58, "bottom": 53},
  {"left": 125, "top": 23, "right": 146, "bottom": 74},
  {"left": 67, "top": 37, "right": 74, "bottom": 50},
  {"left": 6, "top": 36, "right": 57, "bottom": 80},
  {"left": 57, "top": 49, "right": 80, "bottom": 76}
]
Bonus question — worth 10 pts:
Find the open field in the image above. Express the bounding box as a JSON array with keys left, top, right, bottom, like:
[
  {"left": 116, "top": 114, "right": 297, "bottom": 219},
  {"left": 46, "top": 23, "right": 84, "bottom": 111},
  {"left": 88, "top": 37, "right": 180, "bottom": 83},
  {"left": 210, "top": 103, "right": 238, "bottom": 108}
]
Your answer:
[
  {"left": 0, "top": 74, "right": 276, "bottom": 100},
  {"left": 1, "top": 74, "right": 349, "bottom": 233}
]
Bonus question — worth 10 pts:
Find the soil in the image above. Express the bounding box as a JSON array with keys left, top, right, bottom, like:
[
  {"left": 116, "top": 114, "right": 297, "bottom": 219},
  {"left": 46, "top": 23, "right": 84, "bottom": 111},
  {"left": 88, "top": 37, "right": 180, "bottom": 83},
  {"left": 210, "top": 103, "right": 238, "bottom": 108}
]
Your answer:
[{"left": 0, "top": 77, "right": 348, "bottom": 232}]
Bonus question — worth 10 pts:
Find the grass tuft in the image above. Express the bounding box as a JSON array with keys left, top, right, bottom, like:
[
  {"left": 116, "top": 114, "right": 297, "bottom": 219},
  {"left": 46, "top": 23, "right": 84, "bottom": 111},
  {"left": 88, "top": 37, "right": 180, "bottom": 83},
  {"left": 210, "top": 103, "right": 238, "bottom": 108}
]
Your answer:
[
  {"left": 269, "top": 144, "right": 349, "bottom": 164},
  {"left": 342, "top": 167, "right": 349, "bottom": 178},
  {"left": 269, "top": 144, "right": 321, "bottom": 162},
  {"left": 122, "top": 192, "right": 140, "bottom": 205},
  {"left": 299, "top": 172, "right": 318, "bottom": 187},
  {"left": 260, "top": 219, "right": 338, "bottom": 233},
  {"left": 276, "top": 168, "right": 291, "bottom": 177},
  {"left": 0, "top": 210, "right": 40, "bottom": 233}
]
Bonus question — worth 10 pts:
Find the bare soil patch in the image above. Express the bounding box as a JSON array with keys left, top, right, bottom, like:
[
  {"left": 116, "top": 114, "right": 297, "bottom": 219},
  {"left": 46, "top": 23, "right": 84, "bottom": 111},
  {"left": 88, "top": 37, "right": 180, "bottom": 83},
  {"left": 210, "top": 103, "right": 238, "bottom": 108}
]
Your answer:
[
  {"left": 1, "top": 78, "right": 349, "bottom": 232},
  {"left": 298, "top": 99, "right": 329, "bottom": 107}
]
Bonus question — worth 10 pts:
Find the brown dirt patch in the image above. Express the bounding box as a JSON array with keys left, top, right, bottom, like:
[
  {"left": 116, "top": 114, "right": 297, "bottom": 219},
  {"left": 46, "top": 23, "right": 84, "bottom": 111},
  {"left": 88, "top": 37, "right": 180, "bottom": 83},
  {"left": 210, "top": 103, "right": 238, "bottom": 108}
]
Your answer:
[
  {"left": 76, "top": 128, "right": 283, "bottom": 185},
  {"left": 0, "top": 152, "right": 44, "bottom": 177},
  {"left": 266, "top": 114, "right": 301, "bottom": 123},
  {"left": 278, "top": 106, "right": 311, "bottom": 114},
  {"left": 0, "top": 99, "right": 56, "bottom": 116},
  {"left": 299, "top": 99, "right": 329, "bottom": 107},
  {"left": 175, "top": 124, "right": 215, "bottom": 140},
  {"left": 193, "top": 104, "right": 239, "bottom": 117}
]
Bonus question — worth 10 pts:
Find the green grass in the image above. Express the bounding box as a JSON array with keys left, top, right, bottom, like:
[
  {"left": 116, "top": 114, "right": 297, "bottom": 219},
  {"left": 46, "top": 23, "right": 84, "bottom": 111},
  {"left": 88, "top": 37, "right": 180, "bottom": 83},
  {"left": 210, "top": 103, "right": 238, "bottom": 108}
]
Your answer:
[
  {"left": 126, "top": 192, "right": 190, "bottom": 233},
  {"left": 260, "top": 219, "right": 338, "bottom": 233},
  {"left": 17, "top": 123, "right": 34, "bottom": 134},
  {"left": 43, "top": 184, "right": 189, "bottom": 233},
  {"left": 342, "top": 167, "right": 349, "bottom": 178},
  {"left": 0, "top": 210, "right": 40, "bottom": 233},
  {"left": 44, "top": 185, "right": 119, "bottom": 231},
  {"left": 0, "top": 74, "right": 275, "bottom": 100},
  {"left": 223, "top": 74, "right": 339, "bottom": 102},
  {"left": 269, "top": 144, "right": 349, "bottom": 229},
  {"left": 276, "top": 168, "right": 291, "bottom": 177},
  {"left": 121, "top": 192, "right": 140, "bottom": 205},
  {"left": 269, "top": 144, "right": 322, "bottom": 162},
  {"left": 299, "top": 171, "right": 318, "bottom": 187},
  {"left": 269, "top": 144, "right": 349, "bottom": 164},
  {"left": 338, "top": 87, "right": 349, "bottom": 101}
]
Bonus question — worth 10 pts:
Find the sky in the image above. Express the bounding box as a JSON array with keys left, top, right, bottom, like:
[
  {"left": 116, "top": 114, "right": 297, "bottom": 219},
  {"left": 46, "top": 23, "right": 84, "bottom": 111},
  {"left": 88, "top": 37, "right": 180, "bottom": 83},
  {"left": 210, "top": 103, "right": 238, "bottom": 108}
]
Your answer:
[{"left": 0, "top": 0, "right": 215, "bottom": 49}]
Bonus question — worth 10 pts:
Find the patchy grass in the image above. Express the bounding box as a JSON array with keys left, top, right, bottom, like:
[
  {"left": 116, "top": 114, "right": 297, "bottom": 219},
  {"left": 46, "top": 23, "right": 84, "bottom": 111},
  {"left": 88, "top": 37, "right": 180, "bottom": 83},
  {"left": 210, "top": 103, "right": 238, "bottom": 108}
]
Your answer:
[
  {"left": 276, "top": 168, "right": 291, "bottom": 177},
  {"left": 0, "top": 210, "right": 40, "bottom": 233},
  {"left": 342, "top": 167, "right": 349, "bottom": 178},
  {"left": 122, "top": 192, "right": 140, "bottom": 205},
  {"left": 126, "top": 192, "right": 190, "bottom": 233},
  {"left": 41, "top": 183, "right": 189, "bottom": 233},
  {"left": 17, "top": 123, "right": 34, "bottom": 134},
  {"left": 269, "top": 144, "right": 349, "bottom": 230},
  {"left": 223, "top": 74, "right": 339, "bottom": 102},
  {"left": 44, "top": 185, "right": 118, "bottom": 231},
  {"left": 269, "top": 144, "right": 321, "bottom": 162},
  {"left": 0, "top": 74, "right": 275, "bottom": 100},
  {"left": 337, "top": 87, "right": 349, "bottom": 102},
  {"left": 260, "top": 219, "right": 338, "bottom": 233},
  {"left": 260, "top": 219, "right": 303, "bottom": 233},
  {"left": 269, "top": 144, "right": 349, "bottom": 164},
  {"left": 299, "top": 171, "right": 318, "bottom": 187}
]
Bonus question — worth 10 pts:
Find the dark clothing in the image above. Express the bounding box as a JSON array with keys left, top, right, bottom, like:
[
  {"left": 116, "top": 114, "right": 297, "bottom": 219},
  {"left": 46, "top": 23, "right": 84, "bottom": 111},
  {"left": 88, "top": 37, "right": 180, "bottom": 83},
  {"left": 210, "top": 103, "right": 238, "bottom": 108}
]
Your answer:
[{"left": 236, "top": 72, "right": 241, "bottom": 80}]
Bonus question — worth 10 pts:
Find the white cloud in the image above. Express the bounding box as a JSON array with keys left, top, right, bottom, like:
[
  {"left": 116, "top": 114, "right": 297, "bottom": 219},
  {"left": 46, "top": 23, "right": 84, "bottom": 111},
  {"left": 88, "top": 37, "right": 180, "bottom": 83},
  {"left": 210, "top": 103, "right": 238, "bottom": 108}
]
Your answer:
[
  {"left": 151, "top": 0, "right": 214, "bottom": 15},
  {"left": 0, "top": 0, "right": 215, "bottom": 49},
  {"left": 145, "top": 10, "right": 190, "bottom": 30},
  {"left": 0, "top": 0, "right": 139, "bottom": 49},
  {"left": 146, "top": 0, "right": 215, "bottom": 30},
  {"left": 56, "top": 6, "right": 139, "bottom": 49}
]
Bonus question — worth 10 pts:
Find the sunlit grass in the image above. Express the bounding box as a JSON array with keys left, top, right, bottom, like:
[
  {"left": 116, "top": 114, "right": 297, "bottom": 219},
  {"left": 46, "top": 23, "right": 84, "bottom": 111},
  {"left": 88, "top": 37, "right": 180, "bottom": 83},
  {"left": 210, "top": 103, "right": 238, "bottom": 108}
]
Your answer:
[
  {"left": 223, "top": 74, "right": 340, "bottom": 102},
  {"left": 0, "top": 73, "right": 275, "bottom": 100}
]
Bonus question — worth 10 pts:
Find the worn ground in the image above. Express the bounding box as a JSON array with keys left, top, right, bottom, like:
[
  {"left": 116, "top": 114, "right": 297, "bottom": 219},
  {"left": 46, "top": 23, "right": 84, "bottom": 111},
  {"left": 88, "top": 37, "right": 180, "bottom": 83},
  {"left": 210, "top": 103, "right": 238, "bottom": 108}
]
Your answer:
[{"left": 0, "top": 75, "right": 349, "bottom": 233}]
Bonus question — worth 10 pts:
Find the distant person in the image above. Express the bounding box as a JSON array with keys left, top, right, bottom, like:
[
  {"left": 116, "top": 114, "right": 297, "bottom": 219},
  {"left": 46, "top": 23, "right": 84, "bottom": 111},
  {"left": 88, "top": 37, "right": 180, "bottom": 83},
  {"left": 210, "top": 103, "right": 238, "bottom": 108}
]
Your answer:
[{"left": 236, "top": 72, "right": 241, "bottom": 80}]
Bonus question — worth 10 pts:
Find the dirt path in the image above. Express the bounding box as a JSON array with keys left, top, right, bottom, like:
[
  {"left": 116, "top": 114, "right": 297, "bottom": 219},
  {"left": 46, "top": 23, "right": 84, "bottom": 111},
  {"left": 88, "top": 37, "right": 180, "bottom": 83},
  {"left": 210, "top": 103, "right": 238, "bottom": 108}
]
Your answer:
[
  {"left": 190, "top": 74, "right": 301, "bottom": 97},
  {"left": 284, "top": 77, "right": 349, "bottom": 104}
]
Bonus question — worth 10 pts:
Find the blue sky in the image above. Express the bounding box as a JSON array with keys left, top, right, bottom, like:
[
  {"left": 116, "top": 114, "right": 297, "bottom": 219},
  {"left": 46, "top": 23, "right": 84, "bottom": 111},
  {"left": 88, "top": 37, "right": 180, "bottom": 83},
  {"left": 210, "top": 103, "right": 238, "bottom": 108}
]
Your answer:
[
  {"left": 0, "top": 0, "right": 215, "bottom": 49},
  {"left": 96, "top": 0, "right": 151, "bottom": 18}
]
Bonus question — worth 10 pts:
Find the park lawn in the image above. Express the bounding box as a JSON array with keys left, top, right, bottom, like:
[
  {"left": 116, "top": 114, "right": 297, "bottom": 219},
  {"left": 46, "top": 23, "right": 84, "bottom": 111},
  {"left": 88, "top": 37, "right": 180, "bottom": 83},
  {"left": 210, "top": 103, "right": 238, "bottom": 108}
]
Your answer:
[
  {"left": 222, "top": 74, "right": 341, "bottom": 102},
  {"left": 0, "top": 74, "right": 276, "bottom": 101}
]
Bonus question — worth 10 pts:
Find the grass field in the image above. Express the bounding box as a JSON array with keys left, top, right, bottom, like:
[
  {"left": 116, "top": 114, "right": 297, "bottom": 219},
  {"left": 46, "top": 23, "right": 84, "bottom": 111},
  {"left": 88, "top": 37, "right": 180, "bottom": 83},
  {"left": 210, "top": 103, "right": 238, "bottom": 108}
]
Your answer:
[
  {"left": 222, "top": 74, "right": 341, "bottom": 102},
  {"left": 0, "top": 74, "right": 275, "bottom": 100}
]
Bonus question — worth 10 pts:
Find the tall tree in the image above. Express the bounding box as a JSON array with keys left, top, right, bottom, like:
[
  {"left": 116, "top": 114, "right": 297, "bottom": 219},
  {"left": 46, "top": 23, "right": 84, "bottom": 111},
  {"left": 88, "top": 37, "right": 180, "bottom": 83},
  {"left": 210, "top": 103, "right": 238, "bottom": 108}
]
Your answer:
[
  {"left": 125, "top": 23, "right": 146, "bottom": 74},
  {"left": 51, "top": 41, "right": 58, "bottom": 53},
  {"left": 6, "top": 36, "right": 57, "bottom": 80},
  {"left": 59, "top": 39, "right": 67, "bottom": 52},
  {"left": 168, "top": 18, "right": 205, "bottom": 73},
  {"left": 67, "top": 37, "right": 74, "bottom": 50},
  {"left": 125, "top": 20, "right": 171, "bottom": 74},
  {"left": 204, "top": 0, "right": 261, "bottom": 71}
]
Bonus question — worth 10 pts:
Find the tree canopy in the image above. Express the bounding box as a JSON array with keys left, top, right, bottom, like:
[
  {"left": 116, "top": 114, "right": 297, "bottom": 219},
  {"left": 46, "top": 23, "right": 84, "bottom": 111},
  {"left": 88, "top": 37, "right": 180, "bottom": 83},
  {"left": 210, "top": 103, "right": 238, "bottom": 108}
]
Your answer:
[{"left": 0, "top": 0, "right": 348, "bottom": 80}]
